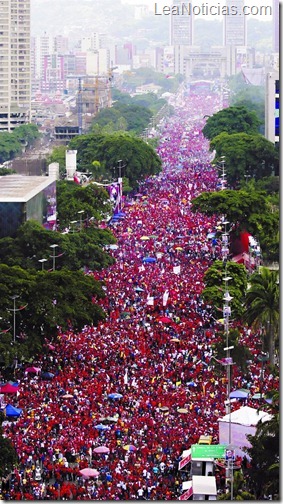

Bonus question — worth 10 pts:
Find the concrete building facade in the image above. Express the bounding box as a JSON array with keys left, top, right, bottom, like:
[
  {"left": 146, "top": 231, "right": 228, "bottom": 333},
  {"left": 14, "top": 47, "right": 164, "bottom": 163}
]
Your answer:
[
  {"left": 169, "top": 0, "right": 194, "bottom": 46},
  {"left": 223, "top": 0, "right": 247, "bottom": 47},
  {"left": 0, "top": 0, "right": 31, "bottom": 131}
]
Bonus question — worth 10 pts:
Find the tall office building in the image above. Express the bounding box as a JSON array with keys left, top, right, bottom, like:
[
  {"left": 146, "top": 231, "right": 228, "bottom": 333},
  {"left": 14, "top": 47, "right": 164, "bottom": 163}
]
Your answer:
[
  {"left": 0, "top": 0, "right": 31, "bottom": 131},
  {"left": 224, "top": 0, "right": 247, "bottom": 46},
  {"left": 170, "top": 0, "right": 194, "bottom": 46}
]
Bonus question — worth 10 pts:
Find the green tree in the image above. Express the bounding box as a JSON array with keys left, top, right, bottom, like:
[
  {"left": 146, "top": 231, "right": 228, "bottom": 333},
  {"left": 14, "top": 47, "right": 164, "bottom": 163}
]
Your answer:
[
  {"left": 0, "top": 219, "right": 116, "bottom": 272},
  {"left": 0, "top": 168, "right": 16, "bottom": 176},
  {"left": 191, "top": 189, "right": 267, "bottom": 232},
  {"left": 243, "top": 267, "right": 279, "bottom": 366},
  {"left": 203, "top": 106, "right": 260, "bottom": 141},
  {"left": 12, "top": 123, "right": 40, "bottom": 146},
  {"left": 25, "top": 268, "right": 106, "bottom": 338},
  {"left": 0, "top": 264, "right": 106, "bottom": 364},
  {"left": 210, "top": 132, "right": 279, "bottom": 185},
  {"left": 0, "top": 132, "right": 22, "bottom": 163},
  {"left": 230, "top": 85, "right": 265, "bottom": 132},
  {"left": 212, "top": 328, "right": 252, "bottom": 373},
  {"left": 191, "top": 188, "right": 279, "bottom": 263},
  {"left": 56, "top": 180, "right": 112, "bottom": 228},
  {"left": 92, "top": 103, "right": 152, "bottom": 135},
  {"left": 217, "top": 469, "right": 255, "bottom": 500},
  {"left": 202, "top": 260, "right": 247, "bottom": 319},
  {"left": 69, "top": 132, "right": 162, "bottom": 188},
  {"left": 46, "top": 145, "right": 68, "bottom": 177}
]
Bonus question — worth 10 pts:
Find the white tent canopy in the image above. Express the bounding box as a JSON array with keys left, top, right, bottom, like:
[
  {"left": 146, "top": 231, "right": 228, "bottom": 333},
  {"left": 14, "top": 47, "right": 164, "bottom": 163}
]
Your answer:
[
  {"left": 218, "top": 406, "right": 273, "bottom": 458},
  {"left": 219, "top": 406, "right": 272, "bottom": 426}
]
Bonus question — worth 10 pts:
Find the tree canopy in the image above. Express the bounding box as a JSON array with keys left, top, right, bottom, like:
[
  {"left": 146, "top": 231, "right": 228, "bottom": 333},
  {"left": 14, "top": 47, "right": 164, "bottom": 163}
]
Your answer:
[
  {"left": 0, "top": 124, "right": 40, "bottom": 163},
  {"left": 202, "top": 106, "right": 261, "bottom": 141},
  {"left": 46, "top": 145, "right": 67, "bottom": 177},
  {"left": 69, "top": 132, "right": 162, "bottom": 188},
  {"left": 0, "top": 219, "right": 116, "bottom": 272},
  {"left": 91, "top": 101, "right": 157, "bottom": 135},
  {"left": 210, "top": 132, "right": 279, "bottom": 185},
  {"left": 202, "top": 260, "right": 247, "bottom": 319},
  {"left": 243, "top": 267, "right": 279, "bottom": 366},
  {"left": 56, "top": 180, "right": 112, "bottom": 228},
  {"left": 191, "top": 188, "right": 267, "bottom": 230},
  {"left": 0, "top": 263, "right": 106, "bottom": 367},
  {"left": 191, "top": 188, "right": 279, "bottom": 262}
]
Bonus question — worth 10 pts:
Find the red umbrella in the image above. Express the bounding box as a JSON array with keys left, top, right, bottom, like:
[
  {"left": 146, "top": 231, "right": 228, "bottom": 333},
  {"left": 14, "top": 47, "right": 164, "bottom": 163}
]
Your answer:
[
  {"left": 157, "top": 316, "right": 173, "bottom": 324},
  {"left": 0, "top": 383, "right": 18, "bottom": 394},
  {"left": 93, "top": 446, "right": 110, "bottom": 454}
]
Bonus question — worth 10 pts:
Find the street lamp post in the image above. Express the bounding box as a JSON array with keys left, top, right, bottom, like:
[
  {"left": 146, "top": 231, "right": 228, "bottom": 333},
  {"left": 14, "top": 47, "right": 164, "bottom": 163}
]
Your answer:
[
  {"left": 10, "top": 295, "right": 19, "bottom": 344},
  {"left": 113, "top": 159, "right": 126, "bottom": 214},
  {"left": 218, "top": 156, "right": 226, "bottom": 190},
  {"left": 70, "top": 220, "right": 77, "bottom": 233},
  {"left": 77, "top": 210, "right": 84, "bottom": 230},
  {"left": 38, "top": 258, "right": 48, "bottom": 270},
  {"left": 220, "top": 210, "right": 235, "bottom": 500},
  {"left": 7, "top": 295, "right": 26, "bottom": 344},
  {"left": 49, "top": 244, "right": 59, "bottom": 271},
  {"left": 258, "top": 352, "right": 269, "bottom": 400}
]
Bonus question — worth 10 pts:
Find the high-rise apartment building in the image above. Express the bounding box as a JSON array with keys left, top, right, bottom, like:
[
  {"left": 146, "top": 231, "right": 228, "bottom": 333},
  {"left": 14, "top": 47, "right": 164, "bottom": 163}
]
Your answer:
[
  {"left": 170, "top": 0, "right": 194, "bottom": 46},
  {"left": 224, "top": 0, "right": 247, "bottom": 47},
  {"left": 0, "top": 0, "right": 31, "bottom": 131}
]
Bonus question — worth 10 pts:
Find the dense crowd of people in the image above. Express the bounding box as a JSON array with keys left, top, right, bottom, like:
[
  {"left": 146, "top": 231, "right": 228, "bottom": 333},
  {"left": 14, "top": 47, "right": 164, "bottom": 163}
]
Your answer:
[{"left": 0, "top": 90, "right": 278, "bottom": 500}]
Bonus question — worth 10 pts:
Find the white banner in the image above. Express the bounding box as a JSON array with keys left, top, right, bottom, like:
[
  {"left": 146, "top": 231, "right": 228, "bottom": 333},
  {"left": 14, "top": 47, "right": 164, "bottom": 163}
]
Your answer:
[
  {"left": 147, "top": 296, "right": 154, "bottom": 306},
  {"left": 162, "top": 290, "right": 169, "bottom": 306}
]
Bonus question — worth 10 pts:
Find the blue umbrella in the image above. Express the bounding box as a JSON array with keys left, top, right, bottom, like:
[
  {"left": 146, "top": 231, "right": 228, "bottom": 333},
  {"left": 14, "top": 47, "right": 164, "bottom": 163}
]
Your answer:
[
  {"left": 142, "top": 257, "right": 157, "bottom": 263},
  {"left": 41, "top": 372, "right": 55, "bottom": 379},
  {"left": 108, "top": 393, "right": 123, "bottom": 400},
  {"left": 135, "top": 287, "right": 145, "bottom": 292},
  {"left": 188, "top": 382, "right": 197, "bottom": 387},
  {"left": 5, "top": 404, "right": 22, "bottom": 417},
  {"left": 230, "top": 389, "right": 249, "bottom": 399},
  {"left": 95, "top": 424, "right": 110, "bottom": 431}
]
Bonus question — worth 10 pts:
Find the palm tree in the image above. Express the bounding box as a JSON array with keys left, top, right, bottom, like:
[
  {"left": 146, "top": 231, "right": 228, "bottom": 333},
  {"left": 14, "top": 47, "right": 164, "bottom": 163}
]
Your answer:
[
  {"left": 243, "top": 267, "right": 279, "bottom": 366},
  {"left": 217, "top": 469, "right": 255, "bottom": 500},
  {"left": 245, "top": 391, "right": 279, "bottom": 499}
]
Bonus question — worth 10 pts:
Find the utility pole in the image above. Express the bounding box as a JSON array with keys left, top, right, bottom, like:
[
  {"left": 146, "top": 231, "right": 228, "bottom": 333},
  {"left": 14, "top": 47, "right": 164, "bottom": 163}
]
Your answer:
[{"left": 7, "top": 295, "right": 27, "bottom": 344}]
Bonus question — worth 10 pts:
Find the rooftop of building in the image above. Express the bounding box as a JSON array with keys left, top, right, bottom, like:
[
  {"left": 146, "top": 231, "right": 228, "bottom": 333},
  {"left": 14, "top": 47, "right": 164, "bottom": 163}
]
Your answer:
[{"left": 0, "top": 175, "right": 56, "bottom": 203}]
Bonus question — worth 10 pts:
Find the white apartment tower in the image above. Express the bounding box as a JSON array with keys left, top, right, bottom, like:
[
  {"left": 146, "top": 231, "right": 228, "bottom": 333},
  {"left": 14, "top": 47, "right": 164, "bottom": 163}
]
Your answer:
[
  {"left": 170, "top": 0, "right": 194, "bottom": 46},
  {"left": 224, "top": 0, "right": 247, "bottom": 46},
  {"left": 0, "top": 0, "right": 31, "bottom": 131}
]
